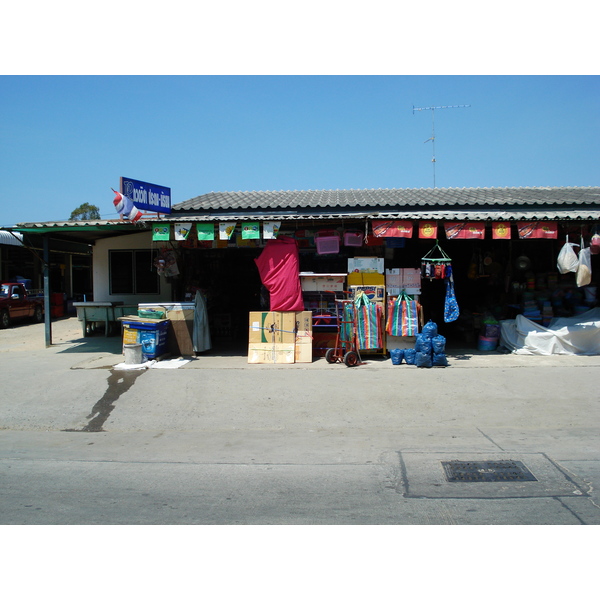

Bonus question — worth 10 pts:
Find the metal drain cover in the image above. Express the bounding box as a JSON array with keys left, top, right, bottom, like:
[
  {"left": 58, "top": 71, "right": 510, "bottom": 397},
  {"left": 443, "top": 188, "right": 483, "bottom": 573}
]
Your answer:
[{"left": 442, "top": 460, "right": 537, "bottom": 482}]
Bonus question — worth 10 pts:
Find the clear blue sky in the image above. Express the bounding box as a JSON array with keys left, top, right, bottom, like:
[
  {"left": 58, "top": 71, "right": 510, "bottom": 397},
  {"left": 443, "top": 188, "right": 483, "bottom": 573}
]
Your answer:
[{"left": 1, "top": 75, "right": 598, "bottom": 227}]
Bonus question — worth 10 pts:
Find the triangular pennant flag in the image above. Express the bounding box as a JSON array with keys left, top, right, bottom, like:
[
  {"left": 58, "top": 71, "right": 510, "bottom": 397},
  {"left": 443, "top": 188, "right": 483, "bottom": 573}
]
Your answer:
[
  {"left": 152, "top": 225, "right": 170, "bottom": 241},
  {"left": 174, "top": 223, "right": 192, "bottom": 241},
  {"left": 242, "top": 222, "right": 260, "bottom": 239},
  {"left": 263, "top": 221, "right": 281, "bottom": 239},
  {"left": 219, "top": 222, "right": 236, "bottom": 240},
  {"left": 196, "top": 223, "right": 215, "bottom": 240}
]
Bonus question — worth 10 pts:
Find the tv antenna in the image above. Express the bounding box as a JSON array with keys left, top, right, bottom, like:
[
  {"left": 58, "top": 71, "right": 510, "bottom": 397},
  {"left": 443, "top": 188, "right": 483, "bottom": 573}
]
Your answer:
[{"left": 413, "top": 104, "right": 470, "bottom": 188}]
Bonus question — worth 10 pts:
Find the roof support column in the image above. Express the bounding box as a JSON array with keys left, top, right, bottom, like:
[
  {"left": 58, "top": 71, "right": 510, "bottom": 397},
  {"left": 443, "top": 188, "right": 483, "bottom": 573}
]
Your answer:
[{"left": 43, "top": 234, "right": 52, "bottom": 347}]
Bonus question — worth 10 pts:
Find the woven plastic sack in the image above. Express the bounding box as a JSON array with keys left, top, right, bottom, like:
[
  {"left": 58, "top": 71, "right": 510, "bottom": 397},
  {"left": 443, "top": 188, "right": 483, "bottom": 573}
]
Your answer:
[
  {"left": 415, "top": 350, "right": 433, "bottom": 368},
  {"left": 404, "top": 348, "right": 416, "bottom": 365},
  {"left": 390, "top": 348, "right": 404, "bottom": 365}
]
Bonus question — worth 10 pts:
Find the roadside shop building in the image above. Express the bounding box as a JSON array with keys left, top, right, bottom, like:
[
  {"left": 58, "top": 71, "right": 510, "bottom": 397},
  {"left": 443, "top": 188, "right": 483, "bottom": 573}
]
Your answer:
[{"left": 13, "top": 185, "right": 600, "bottom": 354}]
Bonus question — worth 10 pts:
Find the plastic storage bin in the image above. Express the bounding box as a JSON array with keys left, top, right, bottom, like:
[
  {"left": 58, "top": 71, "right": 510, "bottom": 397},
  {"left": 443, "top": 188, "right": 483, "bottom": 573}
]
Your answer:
[
  {"left": 122, "top": 320, "right": 169, "bottom": 360},
  {"left": 315, "top": 230, "right": 340, "bottom": 255},
  {"left": 343, "top": 231, "right": 363, "bottom": 246}
]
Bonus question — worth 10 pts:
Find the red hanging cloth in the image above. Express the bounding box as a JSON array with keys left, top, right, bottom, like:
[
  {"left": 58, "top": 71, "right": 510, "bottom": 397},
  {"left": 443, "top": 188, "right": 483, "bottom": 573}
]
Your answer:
[{"left": 254, "top": 236, "right": 304, "bottom": 311}]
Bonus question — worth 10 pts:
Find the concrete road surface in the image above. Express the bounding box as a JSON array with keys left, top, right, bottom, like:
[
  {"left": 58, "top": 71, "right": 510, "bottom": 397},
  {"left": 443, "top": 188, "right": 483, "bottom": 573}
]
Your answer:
[{"left": 1, "top": 317, "right": 599, "bottom": 526}]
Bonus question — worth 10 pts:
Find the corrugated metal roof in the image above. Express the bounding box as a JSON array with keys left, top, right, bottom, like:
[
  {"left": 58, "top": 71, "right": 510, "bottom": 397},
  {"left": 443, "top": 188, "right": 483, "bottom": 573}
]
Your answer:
[
  {"left": 174, "top": 186, "right": 600, "bottom": 214},
  {"left": 12, "top": 187, "right": 600, "bottom": 244},
  {"left": 0, "top": 230, "right": 24, "bottom": 246}
]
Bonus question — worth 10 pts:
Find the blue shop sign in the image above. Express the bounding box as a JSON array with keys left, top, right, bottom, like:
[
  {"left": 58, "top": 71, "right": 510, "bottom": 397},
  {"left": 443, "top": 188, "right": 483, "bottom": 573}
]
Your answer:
[{"left": 121, "top": 177, "right": 171, "bottom": 214}]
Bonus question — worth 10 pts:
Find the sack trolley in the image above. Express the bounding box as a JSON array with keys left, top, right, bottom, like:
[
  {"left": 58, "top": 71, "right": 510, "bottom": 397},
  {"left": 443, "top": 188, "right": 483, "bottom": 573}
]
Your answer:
[{"left": 325, "top": 299, "right": 361, "bottom": 367}]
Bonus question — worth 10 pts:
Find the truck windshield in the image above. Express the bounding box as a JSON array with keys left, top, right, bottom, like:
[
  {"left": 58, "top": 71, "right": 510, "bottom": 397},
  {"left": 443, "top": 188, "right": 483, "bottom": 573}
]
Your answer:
[{"left": 0, "top": 285, "right": 10, "bottom": 298}]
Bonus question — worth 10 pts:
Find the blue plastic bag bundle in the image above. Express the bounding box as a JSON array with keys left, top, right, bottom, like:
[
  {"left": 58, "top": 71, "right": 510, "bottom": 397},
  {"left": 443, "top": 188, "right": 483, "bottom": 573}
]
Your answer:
[
  {"left": 415, "top": 350, "right": 433, "bottom": 368},
  {"left": 415, "top": 334, "right": 433, "bottom": 354},
  {"left": 422, "top": 320, "right": 438, "bottom": 339},
  {"left": 432, "top": 334, "right": 446, "bottom": 354},
  {"left": 390, "top": 348, "right": 405, "bottom": 365},
  {"left": 432, "top": 352, "right": 449, "bottom": 367},
  {"left": 404, "top": 348, "right": 417, "bottom": 365}
]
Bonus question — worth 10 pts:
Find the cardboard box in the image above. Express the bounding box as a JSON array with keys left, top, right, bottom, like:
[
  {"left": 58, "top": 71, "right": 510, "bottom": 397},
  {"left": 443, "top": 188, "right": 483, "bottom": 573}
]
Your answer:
[
  {"left": 122, "top": 325, "right": 138, "bottom": 345},
  {"left": 385, "top": 268, "right": 421, "bottom": 296},
  {"left": 300, "top": 274, "right": 345, "bottom": 292},
  {"left": 349, "top": 285, "right": 386, "bottom": 303},
  {"left": 348, "top": 257, "right": 384, "bottom": 274},
  {"left": 294, "top": 342, "right": 313, "bottom": 363},
  {"left": 293, "top": 310, "right": 313, "bottom": 363},
  {"left": 248, "top": 312, "right": 296, "bottom": 344},
  {"left": 347, "top": 272, "right": 385, "bottom": 286},
  {"left": 248, "top": 343, "right": 295, "bottom": 364}
]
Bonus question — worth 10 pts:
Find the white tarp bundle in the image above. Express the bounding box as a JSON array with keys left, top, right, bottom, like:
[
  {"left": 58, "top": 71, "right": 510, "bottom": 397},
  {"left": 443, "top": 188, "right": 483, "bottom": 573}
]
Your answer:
[{"left": 499, "top": 308, "right": 600, "bottom": 355}]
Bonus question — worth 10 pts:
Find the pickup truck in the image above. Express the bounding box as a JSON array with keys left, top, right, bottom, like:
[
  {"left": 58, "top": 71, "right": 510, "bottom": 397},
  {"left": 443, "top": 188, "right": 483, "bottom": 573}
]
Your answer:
[{"left": 0, "top": 282, "right": 44, "bottom": 328}]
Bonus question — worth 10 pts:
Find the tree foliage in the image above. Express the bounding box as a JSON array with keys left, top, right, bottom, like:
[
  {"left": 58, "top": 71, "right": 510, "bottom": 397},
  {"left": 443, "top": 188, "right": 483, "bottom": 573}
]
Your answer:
[{"left": 69, "top": 203, "right": 101, "bottom": 221}]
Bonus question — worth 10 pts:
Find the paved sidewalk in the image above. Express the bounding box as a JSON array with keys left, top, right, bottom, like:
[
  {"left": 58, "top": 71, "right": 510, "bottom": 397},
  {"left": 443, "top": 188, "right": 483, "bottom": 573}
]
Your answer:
[{"left": 4, "top": 316, "right": 599, "bottom": 370}]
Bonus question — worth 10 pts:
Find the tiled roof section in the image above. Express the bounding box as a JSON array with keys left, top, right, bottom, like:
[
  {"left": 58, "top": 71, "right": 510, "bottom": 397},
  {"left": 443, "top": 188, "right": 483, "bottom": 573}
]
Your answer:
[{"left": 174, "top": 186, "right": 600, "bottom": 213}]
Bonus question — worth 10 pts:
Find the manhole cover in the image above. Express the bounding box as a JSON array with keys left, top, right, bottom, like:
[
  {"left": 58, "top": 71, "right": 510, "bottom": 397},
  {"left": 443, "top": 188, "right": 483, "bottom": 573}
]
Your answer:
[{"left": 442, "top": 460, "right": 537, "bottom": 482}]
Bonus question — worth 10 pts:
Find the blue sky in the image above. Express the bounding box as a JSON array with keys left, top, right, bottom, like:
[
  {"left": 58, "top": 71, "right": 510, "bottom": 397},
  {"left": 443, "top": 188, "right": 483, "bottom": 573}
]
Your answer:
[
  {"left": 1, "top": 5, "right": 598, "bottom": 227},
  {"left": 1, "top": 75, "right": 598, "bottom": 227}
]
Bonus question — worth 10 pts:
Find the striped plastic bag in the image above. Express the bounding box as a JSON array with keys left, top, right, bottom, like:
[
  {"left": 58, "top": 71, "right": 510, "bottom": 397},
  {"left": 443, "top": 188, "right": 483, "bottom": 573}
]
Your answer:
[{"left": 354, "top": 291, "right": 383, "bottom": 349}]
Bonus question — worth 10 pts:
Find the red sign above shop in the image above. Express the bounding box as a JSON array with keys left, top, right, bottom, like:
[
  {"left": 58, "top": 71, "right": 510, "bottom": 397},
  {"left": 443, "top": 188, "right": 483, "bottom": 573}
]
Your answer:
[
  {"left": 372, "top": 220, "right": 413, "bottom": 238},
  {"left": 492, "top": 222, "right": 512, "bottom": 239},
  {"left": 517, "top": 221, "right": 558, "bottom": 239},
  {"left": 418, "top": 221, "right": 438, "bottom": 239},
  {"left": 444, "top": 222, "right": 486, "bottom": 239}
]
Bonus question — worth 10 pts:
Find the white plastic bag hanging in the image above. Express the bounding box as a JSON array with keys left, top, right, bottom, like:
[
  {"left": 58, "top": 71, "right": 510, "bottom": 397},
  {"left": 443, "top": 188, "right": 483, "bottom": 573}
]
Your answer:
[
  {"left": 576, "top": 243, "right": 592, "bottom": 287},
  {"left": 557, "top": 234, "right": 579, "bottom": 274}
]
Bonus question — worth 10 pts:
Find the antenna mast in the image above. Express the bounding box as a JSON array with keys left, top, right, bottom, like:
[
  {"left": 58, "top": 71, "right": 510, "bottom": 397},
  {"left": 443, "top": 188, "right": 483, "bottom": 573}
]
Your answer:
[{"left": 413, "top": 104, "right": 470, "bottom": 188}]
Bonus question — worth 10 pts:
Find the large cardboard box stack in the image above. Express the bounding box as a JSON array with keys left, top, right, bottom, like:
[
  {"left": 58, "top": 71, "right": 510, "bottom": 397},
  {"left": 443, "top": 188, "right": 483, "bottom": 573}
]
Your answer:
[
  {"left": 248, "top": 311, "right": 313, "bottom": 364},
  {"left": 294, "top": 310, "right": 313, "bottom": 363}
]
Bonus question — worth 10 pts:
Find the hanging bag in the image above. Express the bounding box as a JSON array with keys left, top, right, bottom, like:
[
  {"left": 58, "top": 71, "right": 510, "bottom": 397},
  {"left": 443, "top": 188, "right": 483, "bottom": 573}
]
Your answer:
[
  {"left": 444, "top": 275, "right": 460, "bottom": 323},
  {"left": 557, "top": 234, "right": 580, "bottom": 274},
  {"left": 576, "top": 237, "right": 592, "bottom": 287},
  {"left": 591, "top": 225, "right": 600, "bottom": 255}
]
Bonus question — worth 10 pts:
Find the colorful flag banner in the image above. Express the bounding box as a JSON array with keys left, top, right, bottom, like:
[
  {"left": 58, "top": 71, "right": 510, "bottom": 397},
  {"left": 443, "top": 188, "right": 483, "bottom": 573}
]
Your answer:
[
  {"left": 493, "top": 222, "right": 512, "bottom": 239},
  {"left": 242, "top": 221, "right": 260, "bottom": 240},
  {"left": 263, "top": 221, "right": 281, "bottom": 239},
  {"left": 372, "top": 220, "right": 413, "bottom": 238},
  {"left": 444, "top": 222, "right": 485, "bottom": 239},
  {"left": 152, "top": 225, "right": 170, "bottom": 241},
  {"left": 174, "top": 223, "right": 192, "bottom": 241},
  {"left": 418, "top": 221, "right": 438, "bottom": 239},
  {"left": 219, "top": 222, "right": 236, "bottom": 240},
  {"left": 196, "top": 223, "right": 215, "bottom": 240},
  {"left": 112, "top": 188, "right": 142, "bottom": 222},
  {"left": 517, "top": 221, "right": 558, "bottom": 239}
]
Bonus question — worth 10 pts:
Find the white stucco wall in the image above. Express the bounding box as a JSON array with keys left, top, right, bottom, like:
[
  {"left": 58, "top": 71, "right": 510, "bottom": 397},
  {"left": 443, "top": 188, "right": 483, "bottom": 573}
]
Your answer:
[{"left": 93, "top": 231, "right": 172, "bottom": 303}]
